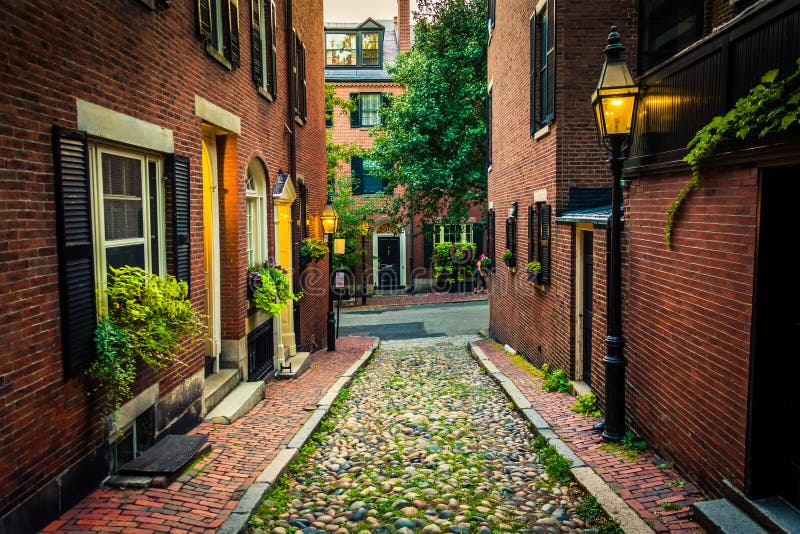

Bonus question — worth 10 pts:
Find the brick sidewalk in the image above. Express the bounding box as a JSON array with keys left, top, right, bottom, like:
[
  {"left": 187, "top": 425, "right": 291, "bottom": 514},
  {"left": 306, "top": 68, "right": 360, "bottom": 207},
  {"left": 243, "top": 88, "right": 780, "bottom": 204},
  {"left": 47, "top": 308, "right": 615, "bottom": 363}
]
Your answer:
[
  {"left": 352, "top": 291, "right": 488, "bottom": 308},
  {"left": 475, "top": 339, "right": 705, "bottom": 534},
  {"left": 41, "top": 337, "right": 377, "bottom": 534}
]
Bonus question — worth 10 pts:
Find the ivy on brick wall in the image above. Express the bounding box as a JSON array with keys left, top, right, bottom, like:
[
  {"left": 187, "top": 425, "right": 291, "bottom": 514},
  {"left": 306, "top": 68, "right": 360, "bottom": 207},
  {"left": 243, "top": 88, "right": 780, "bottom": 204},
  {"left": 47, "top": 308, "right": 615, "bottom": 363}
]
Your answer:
[{"left": 665, "top": 58, "right": 800, "bottom": 245}]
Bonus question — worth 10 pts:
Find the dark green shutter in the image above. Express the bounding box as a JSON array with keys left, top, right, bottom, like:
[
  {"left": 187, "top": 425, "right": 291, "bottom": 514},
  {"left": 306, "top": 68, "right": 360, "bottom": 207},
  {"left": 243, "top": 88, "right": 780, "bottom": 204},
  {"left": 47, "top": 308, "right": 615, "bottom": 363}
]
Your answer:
[
  {"left": 546, "top": 0, "right": 555, "bottom": 121},
  {"left": 351, "top": 156, "right": 363, "bottom": 194},
  {"left": 251, "top": 0, "right": 263, "bottom": 86},
  {"left": 423, "top": 224, "right": 434, "bottom": 267},
  {"left": 539, "top": 204, "right": 551, "bottom": 284},
  {"left": 228, "top": 0, "right": 241, "bottom": 67},
  {"left": 527, "top": 205, "right": 534, "bottom": 262},
  {"left": 269, "top": 0, "right": 277, "bottom": 97},
  {"left": 197, "top": 0, "right": 212, "bottom": 41},
  {"left": 529, "top": 16, "right": 536, "bottom": 133},
  {"left": 170, "top": 155, "right": 191, "bottom": 289},
  {"left": 52, "top": 126, "right": 96, "bottom": 377},
  {"left": 350, "top": 93, "right": 360, "bottom": 127}
]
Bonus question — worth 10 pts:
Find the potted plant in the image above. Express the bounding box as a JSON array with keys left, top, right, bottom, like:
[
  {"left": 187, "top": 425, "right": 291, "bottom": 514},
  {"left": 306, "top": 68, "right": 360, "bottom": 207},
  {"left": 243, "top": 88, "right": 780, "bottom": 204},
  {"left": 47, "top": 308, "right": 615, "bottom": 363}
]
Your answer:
[
  {"left": 479, "top": 255, "right": 493, "bottom": 272},
  {"left": 299, "top": 236, "right": 328, "bottom": 267},
  {"left": 247, "top": 261, "right": 302, "bottom": 314},
  {"left": 501, "top": 249, "right": 516, "bottom": 271},
  {"left": 527, "top": 260, "right": 542, "bottom": 284}
]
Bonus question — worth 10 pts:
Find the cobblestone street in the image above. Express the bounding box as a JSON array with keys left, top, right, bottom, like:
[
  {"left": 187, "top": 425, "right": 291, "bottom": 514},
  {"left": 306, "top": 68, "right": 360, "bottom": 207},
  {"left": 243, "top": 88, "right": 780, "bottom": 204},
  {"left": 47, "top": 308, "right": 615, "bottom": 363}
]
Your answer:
[{"left": 250, "top": 337, "right": 597, "bottom": 534}]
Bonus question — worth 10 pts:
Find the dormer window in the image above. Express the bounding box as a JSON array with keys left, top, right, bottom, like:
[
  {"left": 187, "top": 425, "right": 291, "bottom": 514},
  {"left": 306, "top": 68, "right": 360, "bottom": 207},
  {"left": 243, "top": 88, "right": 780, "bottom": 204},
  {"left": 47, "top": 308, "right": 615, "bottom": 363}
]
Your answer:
[{"left": 325, "top": 19, "right": 384, "bottom": 68}]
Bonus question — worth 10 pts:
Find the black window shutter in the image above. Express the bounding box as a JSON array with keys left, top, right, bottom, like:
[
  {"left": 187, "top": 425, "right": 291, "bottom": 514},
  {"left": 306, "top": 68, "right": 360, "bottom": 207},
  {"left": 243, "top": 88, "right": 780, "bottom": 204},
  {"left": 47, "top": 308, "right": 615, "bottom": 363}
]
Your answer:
[
  {"left": 269, "top": 0, "right": 278, "bottom": 97},
  {"left": 488, "top": 210, "right": 495, "bottom": 263},
  {"left": 529, "top": 16, "right": 536, "bottom": 133},
  {"left": 539, "top": 204, "right": 551, "bottom": 284},
  {"left": 423, "top": 224, "right": 434, "bottom": 267},
  {"left": 326, "top": 104, "right": 333, "bottom": 127},
  {"left": 52, "top": 126, "right": 97, "bottom": 377},
  {"left": 350, "top": 93, "right": 360, "bottom": 127},
  {"left": 170, "top": 155, "right": 191, "bottom": 289},
  {"left": 473, "top": 224, "right": 484, "bottom": 257},
  {"left": 546, "top": 0, "right": 555, "bottom": 120},
  {"left": 487, "top": 90, "right": 492, "bottom": 168},
  {"left": 197, "top": 0, "right": 212, "bottom": 41},
  {"left": 351, "top": 156, "right": 363, "bottom": 194},
  {"left": 527, "top": 205, "right": 534, "bottom": 262},
  {"left": 228, "top": 0, "right": 241, "bottom": 67},
  {"left": 251, "top": 0, "right": 263, "bottom": 86},
  {"left": 381, "top": 93, "right": 391, "bottom": 125},
  {"left": 301, "top": 42, "right": 307, "bottom": 120}
]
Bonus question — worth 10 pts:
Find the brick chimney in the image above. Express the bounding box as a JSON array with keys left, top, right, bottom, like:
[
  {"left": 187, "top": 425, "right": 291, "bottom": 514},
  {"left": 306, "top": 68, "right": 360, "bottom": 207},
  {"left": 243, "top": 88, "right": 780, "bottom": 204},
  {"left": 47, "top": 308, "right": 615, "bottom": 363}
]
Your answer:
[{"left": 397, "top": 0, "right": 411, "bottom": 51}]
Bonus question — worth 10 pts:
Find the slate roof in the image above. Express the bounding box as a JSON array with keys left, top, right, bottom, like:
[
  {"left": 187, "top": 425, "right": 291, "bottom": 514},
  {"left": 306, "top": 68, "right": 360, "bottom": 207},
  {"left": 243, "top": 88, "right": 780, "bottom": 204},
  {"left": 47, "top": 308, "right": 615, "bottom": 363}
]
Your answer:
[
  {"left": 324, "top": 19, "right": 400, "bottom": 83},
  {"left": 555, "top": 205, "right": 614, "bottom": 225},
  {"left": 555, "top": 187, "right": 617, "bottom": 225}
]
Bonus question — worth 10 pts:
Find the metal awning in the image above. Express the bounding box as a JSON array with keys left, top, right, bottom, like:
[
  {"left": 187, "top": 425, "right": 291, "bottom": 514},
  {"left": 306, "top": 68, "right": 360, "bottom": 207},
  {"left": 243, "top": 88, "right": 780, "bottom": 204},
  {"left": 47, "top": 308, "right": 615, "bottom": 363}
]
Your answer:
[{"left": 555, "top": 204, "right": 615, "bottom": 225}]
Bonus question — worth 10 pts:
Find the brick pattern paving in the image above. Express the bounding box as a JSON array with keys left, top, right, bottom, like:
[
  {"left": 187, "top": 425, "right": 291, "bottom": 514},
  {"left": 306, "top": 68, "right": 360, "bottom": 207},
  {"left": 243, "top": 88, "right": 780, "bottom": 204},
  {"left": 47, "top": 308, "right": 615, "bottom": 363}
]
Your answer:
[
  {"left": 476, "top": 340, "right": 705, "bottom": 534},
  {"left": 353, "top": 291, "right": 488, "bottom": 308},
  {"left": 41, "top": 337, "right": 376, "bottom": 534}
]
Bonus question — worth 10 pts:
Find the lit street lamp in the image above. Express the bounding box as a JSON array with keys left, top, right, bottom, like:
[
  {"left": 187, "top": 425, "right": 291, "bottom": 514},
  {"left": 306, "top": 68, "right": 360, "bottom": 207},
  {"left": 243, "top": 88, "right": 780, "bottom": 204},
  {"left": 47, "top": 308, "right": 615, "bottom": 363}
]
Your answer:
[
  {"left": 591, "top": 26, "right": 639, "bottom": 442},
  {"left": 360, "top": 216, "right": 370, "bottom": 305},
  {"left": 321, "top": 196, "right": 340, "bottom": 351}
]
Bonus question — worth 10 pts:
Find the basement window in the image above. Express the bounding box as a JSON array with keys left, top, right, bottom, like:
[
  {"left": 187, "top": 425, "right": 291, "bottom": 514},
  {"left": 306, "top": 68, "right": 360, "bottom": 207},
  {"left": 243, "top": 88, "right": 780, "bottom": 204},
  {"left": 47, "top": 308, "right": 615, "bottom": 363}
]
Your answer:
[{"left": 109, "top": 405, "right": 155, "bottom": 473}]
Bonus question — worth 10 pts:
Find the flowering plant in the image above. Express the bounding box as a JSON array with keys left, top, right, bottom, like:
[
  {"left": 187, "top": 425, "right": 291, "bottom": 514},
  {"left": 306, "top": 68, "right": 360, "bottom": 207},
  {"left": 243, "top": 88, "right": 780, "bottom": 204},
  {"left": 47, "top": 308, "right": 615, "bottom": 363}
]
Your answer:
[{"left": 247, "top": 261, "right": 302, "bottom": 315}]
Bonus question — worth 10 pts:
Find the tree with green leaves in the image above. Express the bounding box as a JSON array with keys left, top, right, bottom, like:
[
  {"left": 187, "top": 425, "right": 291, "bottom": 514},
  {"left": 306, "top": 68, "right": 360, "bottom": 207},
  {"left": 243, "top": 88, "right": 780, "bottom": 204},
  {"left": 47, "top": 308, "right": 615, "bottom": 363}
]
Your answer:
[{"left": 369, "top": 0, "right": 487, "bottom": 227}]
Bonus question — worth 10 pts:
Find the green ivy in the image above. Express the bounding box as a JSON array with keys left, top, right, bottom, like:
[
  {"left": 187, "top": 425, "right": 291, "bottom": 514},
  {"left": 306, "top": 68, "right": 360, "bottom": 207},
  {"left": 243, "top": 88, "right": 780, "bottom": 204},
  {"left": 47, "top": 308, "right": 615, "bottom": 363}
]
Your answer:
[
  {"left": 88, "top": 266, "right": 205, "bottom": 418},
  {"left": 666, "top": 58, "right": 800, "bottom": 245},
  {"left": 300, "top": 237, "right": 328, "bottom": 262},
  {"left": 251, "top": 263, "right": 302, "bottom": 316}
]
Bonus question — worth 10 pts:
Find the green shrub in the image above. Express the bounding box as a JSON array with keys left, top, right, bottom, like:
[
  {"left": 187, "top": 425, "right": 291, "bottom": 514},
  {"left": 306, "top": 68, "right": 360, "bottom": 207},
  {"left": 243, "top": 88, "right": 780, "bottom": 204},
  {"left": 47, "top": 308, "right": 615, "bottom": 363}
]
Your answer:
[
  {"left": 571, "top": 392, "right": 602, "bottom": 417},
  {"left": 88, "top": 266, "right": 205, "bottom": 418},
  {"left": 432, "top": 242, "right": 476, "bottom": 281},
  {"left": 300, "top": 237, "right": 328, "bottom": 262},
  {"left": 526, "top": 260, "right": 542, "bottom": 272},
  {"left": 251, "top": 263, "right": 302, "bottom": 316},
  {"left": 542, "top": 368, "right": 571, "bottom": 393}
]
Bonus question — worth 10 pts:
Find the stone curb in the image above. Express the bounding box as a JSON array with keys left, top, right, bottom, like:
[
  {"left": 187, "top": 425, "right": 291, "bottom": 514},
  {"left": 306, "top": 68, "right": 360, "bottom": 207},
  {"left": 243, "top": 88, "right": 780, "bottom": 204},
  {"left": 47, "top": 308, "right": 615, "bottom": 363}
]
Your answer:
[
  {"left": 216, "top": 339, "right": 380, "bottom": 534},
  {"left": 351, "top": 296, "right": 488, "bottom": 311},
  {"left": 466, "top": 342, "right": 655, "bottom": 534}
]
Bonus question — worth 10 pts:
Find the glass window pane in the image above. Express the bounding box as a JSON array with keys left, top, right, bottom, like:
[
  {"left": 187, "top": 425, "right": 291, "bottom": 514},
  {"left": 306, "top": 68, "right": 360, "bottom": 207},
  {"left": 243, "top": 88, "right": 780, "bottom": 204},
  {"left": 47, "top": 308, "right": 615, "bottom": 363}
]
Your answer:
[
  {"left": 106, "top": 244, "right": 145, "bottom": 271},
  {"left": 362, "top": 33, "right": 380, "bottom": 65},
  {"left": 361, "top": 93, "right": 381, "bottom": 126},
  {"left": 246, "top": 198, "right": 255, "bottom": 266},
  {"left": 102, "top": 153, "right": 143, "bottom": 241},
  {"left": 362, "top": 159, "right": 383, "bottom": 193},
  {"left": 326, "top": 33, "right": 357, "bottom": 65}
]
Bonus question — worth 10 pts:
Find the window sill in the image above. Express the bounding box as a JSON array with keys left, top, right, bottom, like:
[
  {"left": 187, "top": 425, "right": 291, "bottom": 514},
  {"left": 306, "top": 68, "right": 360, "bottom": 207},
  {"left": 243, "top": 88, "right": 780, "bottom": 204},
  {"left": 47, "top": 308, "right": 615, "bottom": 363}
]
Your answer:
[
  {"left": 294, "top": 116, "right": 306, "bottom": 127},
  {"left": 205, "top": 45, "right": 232, "bottom": 71},
  {"left": 533, "top": 123, "right": 551, "bottom": 140},
  {"left": 257, "top": 86, "right": 274, "bottom": 102}
]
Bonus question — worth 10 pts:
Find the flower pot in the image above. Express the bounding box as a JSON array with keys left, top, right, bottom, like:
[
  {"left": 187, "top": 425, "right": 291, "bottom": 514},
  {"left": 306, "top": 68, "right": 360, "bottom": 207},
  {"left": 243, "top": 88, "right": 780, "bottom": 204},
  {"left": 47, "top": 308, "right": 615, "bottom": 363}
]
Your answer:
[{"left": 527, "top": 270, "right": 541, "bottom": 284}]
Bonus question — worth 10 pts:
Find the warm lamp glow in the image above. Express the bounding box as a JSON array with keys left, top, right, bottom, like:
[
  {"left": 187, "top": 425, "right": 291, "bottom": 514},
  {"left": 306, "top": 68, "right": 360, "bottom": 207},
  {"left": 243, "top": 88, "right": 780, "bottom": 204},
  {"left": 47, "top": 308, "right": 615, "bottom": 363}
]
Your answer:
[
  {"left": 321, "top": 198, "right": 339, "bottom": 235},
  {"left": 591, "top": 26, "right": 639, "bottom": 144},
  {"left": 360, "top": 218, "right": 370, "bottom": 236}
]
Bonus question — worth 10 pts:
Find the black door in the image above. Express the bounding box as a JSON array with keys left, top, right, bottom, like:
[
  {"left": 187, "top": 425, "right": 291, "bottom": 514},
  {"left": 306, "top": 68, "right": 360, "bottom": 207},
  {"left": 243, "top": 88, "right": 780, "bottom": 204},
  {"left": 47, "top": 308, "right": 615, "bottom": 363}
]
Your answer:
[
  {"left": 377, "top": 236, "right": 401, "bottom": 289},
  {"left": 581, "top": 232, "right": 594, "bottom": 385},
  {"left": 747, "top": 167, "right": 800, "bottom": 507}
]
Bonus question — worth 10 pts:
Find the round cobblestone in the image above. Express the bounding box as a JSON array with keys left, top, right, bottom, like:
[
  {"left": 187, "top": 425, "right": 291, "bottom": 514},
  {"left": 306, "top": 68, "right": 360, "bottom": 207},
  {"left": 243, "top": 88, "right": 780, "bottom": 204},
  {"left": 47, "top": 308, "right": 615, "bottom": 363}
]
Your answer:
[{"left": 252, "top": 338, "right": 590, "bottom": 532}]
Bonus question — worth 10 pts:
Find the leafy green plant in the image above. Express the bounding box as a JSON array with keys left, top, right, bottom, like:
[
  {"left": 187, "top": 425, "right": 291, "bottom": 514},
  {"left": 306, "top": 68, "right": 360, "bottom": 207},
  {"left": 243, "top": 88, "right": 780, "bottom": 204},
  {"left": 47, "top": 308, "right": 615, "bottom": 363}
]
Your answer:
[
  {"left": 541, "top": 362, "right": 551, "bottom": 376},
  {"left": 602, "top": 430, "right": 648, "bottom": 461},
  {"left": 660, "top": 501, "right": 681, "bottom": 511},
  {"left": 571, "top": 392, "right": 602, "bottom": 417},
  {"left": 666, "top": 59, "right": 800, "bottom": 245},
  {"left": 621, "top": 430, "right": 647, "bottom": 452},
  {"left": 300, "top": 237, "right": 328, "bottom": 262},
  {"left": 432, "top": 241, "right": 476, "bottom": 281},
  {"left": 501, "top": 249, "right": 514, "bottom": 264},
  {"left": 250, "top": 262, "right": 302, "bottom": 316},
  {"left": 532, "top": 434, "right": 572, "bottom": 483},
  {"left": 667, "top": 479, "right": 686, "bottom": 488},
  {"left": 576, "top": 495, "right": 605, "bottom": 524},
  {"left": 542, "top": 368, "right": 571, "bottom": 393},
  {"left": 88, "top": 266, "right": 204, "bottom": 418},
  {"left": 527, "top": 260, "right": 542, "bottom": 272}
]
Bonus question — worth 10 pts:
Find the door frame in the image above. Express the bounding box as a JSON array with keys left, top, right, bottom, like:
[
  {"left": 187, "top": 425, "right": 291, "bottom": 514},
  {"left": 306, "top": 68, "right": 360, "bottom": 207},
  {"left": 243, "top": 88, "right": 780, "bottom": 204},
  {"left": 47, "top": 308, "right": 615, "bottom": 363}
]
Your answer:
[
  {"left": 574, "top": 223, "right": 593, "bottom": 382},
  {"left": 372, "top": 226, "right": 407, "bottom": 288},
  {"left": 201, "top": 127, "right": 222, "bottom": 373}
]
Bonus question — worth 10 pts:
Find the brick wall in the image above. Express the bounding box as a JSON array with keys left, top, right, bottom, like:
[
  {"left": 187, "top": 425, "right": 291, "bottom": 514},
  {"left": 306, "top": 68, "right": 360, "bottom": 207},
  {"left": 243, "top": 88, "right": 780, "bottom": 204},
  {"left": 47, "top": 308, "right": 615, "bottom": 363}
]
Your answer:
[
  {"left": 0, "top": 0, "right": 326, "bottom": 523},
  {"left": 623, "top": 166, "right": 757, "bottom": 495}
]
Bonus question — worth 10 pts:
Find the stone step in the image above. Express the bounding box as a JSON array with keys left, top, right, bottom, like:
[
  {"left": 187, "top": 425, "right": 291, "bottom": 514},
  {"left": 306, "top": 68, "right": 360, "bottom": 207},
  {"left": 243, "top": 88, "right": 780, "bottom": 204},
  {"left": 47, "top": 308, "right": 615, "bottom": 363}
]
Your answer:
[
  {"left": 204, "top": 381, "right": 264, "bottom": 424},
  {"left": 202, "top": 368, "right": 240, "bottom": 416},
  {"left": 276, "top": 351, "right": 311, "bottom": 379},
  {"left": 721, "top": 478, "right": 800, "bottom": 534},
  {"left": 694, "top": 499, "right": 768, "bottom": 534}
]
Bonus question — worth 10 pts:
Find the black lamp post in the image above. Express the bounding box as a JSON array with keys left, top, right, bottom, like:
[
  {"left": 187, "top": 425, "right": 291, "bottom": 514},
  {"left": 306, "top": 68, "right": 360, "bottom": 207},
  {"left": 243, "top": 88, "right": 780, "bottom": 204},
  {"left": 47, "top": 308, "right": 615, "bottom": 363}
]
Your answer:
[
  {"left": 591, "top": 26, "right": 639, "bottom": 442},
  {"left": 321, "top": 196, "right": 340, "bottom": 351},
  {"left": 360, "top": 216, "right": 370, "bottom": 305}
]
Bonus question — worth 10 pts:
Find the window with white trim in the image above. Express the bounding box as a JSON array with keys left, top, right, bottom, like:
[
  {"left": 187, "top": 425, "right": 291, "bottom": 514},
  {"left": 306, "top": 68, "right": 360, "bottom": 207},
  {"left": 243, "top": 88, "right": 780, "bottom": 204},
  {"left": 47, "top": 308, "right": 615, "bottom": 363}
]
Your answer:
[
  {"left": 246, "top": 160, "right": 268, "bottom": 267},
  {"left": 90, "top": 145, "right": 166, "bottom": 298},
  {"left": 433, "top": 223, "right": 474, "bottom": 245}
]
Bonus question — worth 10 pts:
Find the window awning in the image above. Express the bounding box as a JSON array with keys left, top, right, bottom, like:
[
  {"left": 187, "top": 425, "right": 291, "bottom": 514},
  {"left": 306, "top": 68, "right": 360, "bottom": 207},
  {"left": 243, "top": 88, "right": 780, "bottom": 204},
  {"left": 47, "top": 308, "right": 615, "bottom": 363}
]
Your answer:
[{"left": 555, "top": 205, "right": 616, "bottom": 226}]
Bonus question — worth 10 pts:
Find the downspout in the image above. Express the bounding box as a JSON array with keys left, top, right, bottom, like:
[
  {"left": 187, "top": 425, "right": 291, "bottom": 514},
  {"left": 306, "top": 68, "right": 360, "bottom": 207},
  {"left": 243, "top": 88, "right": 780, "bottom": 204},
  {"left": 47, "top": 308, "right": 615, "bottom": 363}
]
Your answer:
[{"left": 286, "top": 0, "right": 302, "bottom": 350}]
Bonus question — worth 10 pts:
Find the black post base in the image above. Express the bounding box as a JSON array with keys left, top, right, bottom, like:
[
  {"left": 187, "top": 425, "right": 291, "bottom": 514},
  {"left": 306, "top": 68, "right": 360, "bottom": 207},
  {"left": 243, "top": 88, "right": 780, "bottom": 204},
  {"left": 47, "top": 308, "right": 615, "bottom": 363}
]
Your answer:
[{"left": 327, "top": 310, "right": 336, "bottom": 351}]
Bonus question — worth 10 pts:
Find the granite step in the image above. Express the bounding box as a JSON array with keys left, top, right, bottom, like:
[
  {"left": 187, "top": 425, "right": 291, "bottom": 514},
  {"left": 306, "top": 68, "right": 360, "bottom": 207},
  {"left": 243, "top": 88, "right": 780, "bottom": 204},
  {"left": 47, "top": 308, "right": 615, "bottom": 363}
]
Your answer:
[
  {"left": 202, "top": 368, "right": 240, "bottom": 416},
  {"left": 204, "top": 381, "right": 264, "bottom": 424}
]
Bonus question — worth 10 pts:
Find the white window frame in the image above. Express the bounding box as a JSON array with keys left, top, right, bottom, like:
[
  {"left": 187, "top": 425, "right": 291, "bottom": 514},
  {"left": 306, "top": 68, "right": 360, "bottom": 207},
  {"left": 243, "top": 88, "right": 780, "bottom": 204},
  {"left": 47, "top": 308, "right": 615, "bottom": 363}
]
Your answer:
[
  {"left": 360, "top": 93, "right": 382, "bottom": 127},
  {"left": 89, "top": 143, "right": 166, "bottom": 306},
  {"left": 246, "top": 161, "right": 268, "bottom": 267},
  {"left": 433, "top": 223, "right": 474, "bottom": 245}
]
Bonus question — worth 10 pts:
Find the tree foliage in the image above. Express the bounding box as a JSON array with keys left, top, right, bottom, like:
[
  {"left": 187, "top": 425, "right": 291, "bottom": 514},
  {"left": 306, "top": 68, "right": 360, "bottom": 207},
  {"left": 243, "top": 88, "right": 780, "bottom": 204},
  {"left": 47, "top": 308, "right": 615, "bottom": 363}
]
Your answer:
[{"left": 369, "top": 0, "right": 487, "bottom": 226}]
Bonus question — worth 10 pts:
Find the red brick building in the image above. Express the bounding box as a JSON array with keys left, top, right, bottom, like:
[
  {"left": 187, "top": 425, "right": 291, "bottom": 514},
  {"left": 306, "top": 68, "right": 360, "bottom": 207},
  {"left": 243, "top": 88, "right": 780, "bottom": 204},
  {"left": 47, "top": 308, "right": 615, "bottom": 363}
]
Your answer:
[
  {"left": 0, "top": 0, "right": 326, "bottom": 531},
  {"left": 489, "top": 0, "right": 800, "bottom": 520},
  {"left": 486, "top": 0, "right": 635, "bottom": 399},
  {"left": 326, "top": 1, "right": 485, "bottom": 293}
]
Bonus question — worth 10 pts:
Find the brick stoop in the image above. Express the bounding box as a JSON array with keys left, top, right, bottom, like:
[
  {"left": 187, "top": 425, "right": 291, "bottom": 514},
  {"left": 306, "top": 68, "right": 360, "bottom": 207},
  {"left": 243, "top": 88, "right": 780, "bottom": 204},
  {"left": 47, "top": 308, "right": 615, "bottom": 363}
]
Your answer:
[{"left": 472, "top": 339, "right": 706, "bottom": 533}]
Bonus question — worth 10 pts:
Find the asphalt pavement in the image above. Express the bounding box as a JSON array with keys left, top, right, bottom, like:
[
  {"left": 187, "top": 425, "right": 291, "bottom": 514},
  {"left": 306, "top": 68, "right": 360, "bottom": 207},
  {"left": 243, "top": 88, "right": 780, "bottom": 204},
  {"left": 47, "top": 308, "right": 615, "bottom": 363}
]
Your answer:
[{"left": 338, "top": 300, "right": 489, "bottom": 340}]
